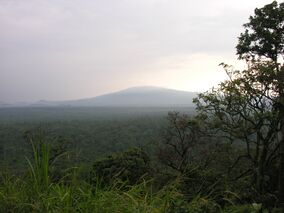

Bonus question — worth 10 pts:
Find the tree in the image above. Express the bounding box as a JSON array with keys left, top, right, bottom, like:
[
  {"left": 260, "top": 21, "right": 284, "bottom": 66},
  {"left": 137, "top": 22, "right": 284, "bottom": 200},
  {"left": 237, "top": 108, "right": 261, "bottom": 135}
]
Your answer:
[
  {"left": 236, "top": 0, "right": 284, "bottom": 209},
  {"left": 236, "top": 1, "right": 284, "bottom": 63},
  {"left": 194, "top": 1, "right": 284, "bottom": 206},
  {"left": 157, "top": 112, "right": 233, "bottom": 202},
  {"left": 157, "top": 112, "right": 206, "bottom": 175},
  {"left": 90, "top": 148, "right": 150, "bottom": 187},
  {"left": 194, "top": 63, "right": 280, "bottom": 200}
]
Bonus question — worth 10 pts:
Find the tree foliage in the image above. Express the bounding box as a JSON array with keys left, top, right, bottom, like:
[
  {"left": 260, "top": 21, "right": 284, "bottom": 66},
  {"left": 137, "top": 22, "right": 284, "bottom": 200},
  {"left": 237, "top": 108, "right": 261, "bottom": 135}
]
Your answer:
[
  {"left": 236, "top": 0, "right": 284, "bottom": 208},
  {"left": 194, "top": 1, "right": 284, "bottom": 206},
  {"left": 236, "top": 1, "right": 284, "bottom": 62},
  {"left": 157, "top": 112, "right": 204, "bottom": 174},
  {"left": 91, "top": 148, "right": 151, "bottom": 187},
  {"left": 194, "top": 62, "right": 280, "bottom": 198}
]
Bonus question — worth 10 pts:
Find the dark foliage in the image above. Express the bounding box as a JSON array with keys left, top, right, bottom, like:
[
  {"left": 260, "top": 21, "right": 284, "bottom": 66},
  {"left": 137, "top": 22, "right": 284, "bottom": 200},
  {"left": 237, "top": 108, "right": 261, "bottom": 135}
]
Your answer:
[{"left": 90, "top": 148, "right": 151, "bottom": 187}]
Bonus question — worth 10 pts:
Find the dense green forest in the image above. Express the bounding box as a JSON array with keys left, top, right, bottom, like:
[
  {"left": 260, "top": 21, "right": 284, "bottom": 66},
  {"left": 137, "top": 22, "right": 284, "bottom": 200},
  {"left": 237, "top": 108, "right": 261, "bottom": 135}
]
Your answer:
[
  {"left": 0, "top": 107, "right": 182, "bottom": 172},
  {"left": 0, "top": 107, "right": 264, "bottom": 212},
  {"left": 1, "top": 1, "right": 284, "bottom": 212}
]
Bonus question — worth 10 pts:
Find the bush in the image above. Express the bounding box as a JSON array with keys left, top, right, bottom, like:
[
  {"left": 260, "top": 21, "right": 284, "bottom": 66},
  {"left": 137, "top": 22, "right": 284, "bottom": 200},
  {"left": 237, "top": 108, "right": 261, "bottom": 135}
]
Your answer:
[{"left": 90, "top": 148, "right": 151, "bottom": 187}]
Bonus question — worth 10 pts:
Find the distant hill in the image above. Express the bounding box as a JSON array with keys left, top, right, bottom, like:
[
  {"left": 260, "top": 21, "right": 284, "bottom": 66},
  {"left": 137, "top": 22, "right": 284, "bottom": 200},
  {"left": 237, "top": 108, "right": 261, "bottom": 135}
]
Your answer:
[
  {"left": 0, "top": 101, "right": 13, "bottom": 107},
  {"left": 17, "top": 86, "right": 197, "bottom": 107}
]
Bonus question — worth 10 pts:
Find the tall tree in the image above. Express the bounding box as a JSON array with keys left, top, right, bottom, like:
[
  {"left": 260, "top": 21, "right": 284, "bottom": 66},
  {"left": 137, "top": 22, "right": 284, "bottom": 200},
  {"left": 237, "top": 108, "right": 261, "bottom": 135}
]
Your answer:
[
  {"left": 157, "top": 112, "right": 205, "bottom": 174},
  {"left": 194, "top": 62, "right": 280, "bottom": 198},
  {"left": 236, "top": 1, "right": 284, "bottom": 209},
  {"left": 236, "top": 1, "right": 284, "bottom": 63}
]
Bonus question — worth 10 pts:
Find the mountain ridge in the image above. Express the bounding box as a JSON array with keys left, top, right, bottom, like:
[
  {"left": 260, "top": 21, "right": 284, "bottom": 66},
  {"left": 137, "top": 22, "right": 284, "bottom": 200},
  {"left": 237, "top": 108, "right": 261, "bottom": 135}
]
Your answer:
[{"left": 2, "top": 86, "right": 197, "bottom": 107}]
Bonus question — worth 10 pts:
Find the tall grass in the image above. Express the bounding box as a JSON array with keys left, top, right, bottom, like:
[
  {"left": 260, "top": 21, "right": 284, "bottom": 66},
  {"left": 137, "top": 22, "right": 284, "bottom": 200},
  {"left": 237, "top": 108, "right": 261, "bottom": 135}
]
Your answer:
[
  {"left": 0, "top": 174, "right": 183, "bottom": 212},
  {"left": 25, "top": 136, "right": 50, "bottom": 192},
  {"left": 0, "top": 135, "right": 183, "bottom": 212},
  {"left": 0, "top": 135, "right": 268, "bottom": 212}
]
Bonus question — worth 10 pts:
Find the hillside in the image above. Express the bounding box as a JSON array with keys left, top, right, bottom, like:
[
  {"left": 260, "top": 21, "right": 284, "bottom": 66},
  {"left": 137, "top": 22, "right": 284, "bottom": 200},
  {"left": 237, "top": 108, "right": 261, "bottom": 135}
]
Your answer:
[{"left": 31, "top": 86, "right": 197, "bottom": 107}]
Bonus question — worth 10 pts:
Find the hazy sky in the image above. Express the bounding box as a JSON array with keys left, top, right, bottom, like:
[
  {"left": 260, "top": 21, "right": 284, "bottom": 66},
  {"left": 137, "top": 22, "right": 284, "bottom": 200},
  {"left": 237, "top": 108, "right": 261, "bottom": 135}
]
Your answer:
[{"left": 0, "top": 0, "right": 275, "bottom": 102}]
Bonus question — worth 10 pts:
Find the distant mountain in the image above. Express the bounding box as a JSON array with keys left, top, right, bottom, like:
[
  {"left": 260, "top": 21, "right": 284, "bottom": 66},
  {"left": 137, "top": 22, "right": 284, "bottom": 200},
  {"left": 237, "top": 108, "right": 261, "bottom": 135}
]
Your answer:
[
  {"left": 0, "top": 101, "right": 13, "bottom": 107},
  {"left": 24, "top": 86, "right": 197, "bottom": 107},
  {"left": 0, "top": 101, "right": 33, "bottom": 108}
]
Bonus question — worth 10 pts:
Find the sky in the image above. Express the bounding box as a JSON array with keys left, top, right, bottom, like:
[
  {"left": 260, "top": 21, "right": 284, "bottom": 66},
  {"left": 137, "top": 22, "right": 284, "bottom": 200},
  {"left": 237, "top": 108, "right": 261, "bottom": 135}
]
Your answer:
[{"left": 0, "top": 0, "right": 275, "bottom": 102}]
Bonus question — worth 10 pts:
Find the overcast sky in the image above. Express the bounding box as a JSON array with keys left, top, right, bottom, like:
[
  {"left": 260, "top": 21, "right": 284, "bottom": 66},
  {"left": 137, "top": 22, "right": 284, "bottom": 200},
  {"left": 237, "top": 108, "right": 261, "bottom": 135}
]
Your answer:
[{"left": 0, "top": 0, "right": 275, "bottom": 102}]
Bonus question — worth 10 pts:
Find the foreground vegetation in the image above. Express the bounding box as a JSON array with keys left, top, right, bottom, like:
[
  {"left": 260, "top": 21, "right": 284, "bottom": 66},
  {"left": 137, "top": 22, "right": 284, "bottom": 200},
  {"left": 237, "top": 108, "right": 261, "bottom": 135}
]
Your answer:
[
  {"left": 0, "top": 110, "right": 282, "bottom": 212},
  {"left": 0, "top": 139, "right": 275, "bottom": 212}
]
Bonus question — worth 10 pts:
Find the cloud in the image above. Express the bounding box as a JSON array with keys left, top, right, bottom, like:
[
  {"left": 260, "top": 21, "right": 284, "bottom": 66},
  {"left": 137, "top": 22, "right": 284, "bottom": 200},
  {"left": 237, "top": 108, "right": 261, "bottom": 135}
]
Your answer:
[{"left": 0, "top": 0, "right": 274, "bottom": 102}]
